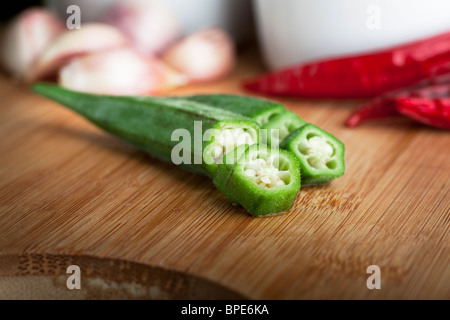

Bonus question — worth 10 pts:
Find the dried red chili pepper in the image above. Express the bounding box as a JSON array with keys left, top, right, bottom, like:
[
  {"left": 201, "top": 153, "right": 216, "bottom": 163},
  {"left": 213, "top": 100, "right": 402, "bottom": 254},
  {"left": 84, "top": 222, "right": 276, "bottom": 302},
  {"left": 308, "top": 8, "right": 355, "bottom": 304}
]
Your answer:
[
  {"left": 396, "top": 97, "right": 450, "bottom": 129},
  {"left": 346, "top": 73, "right": 450, "bottom": 128},
  {"left": 345, "top": 97, "right": 399, "bottom": 128},
  {"left": 244, "top": 32, "right": 450, "bottom": 99}
]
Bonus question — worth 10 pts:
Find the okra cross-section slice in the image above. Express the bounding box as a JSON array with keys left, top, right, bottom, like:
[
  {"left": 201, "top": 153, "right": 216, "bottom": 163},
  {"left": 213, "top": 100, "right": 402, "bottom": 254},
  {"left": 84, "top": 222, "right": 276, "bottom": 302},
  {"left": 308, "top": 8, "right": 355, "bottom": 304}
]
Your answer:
[
  {"left": 281, "top": 124, "right": 345, "bottom": 185},
  {"left": 261, "top": 111, "right": 306, "bottom": 147},
  {"left": 32, "top": 84, "right": 259, "bottom": 177},
  {"left": 213, "top": 144, "right": 301, "bottom": 217},
  {"left": 176, "top": 94, "right": 287, "bottom": 126},
  {"left": 202, "top": 121, "right": 259, "bottom": 175}
]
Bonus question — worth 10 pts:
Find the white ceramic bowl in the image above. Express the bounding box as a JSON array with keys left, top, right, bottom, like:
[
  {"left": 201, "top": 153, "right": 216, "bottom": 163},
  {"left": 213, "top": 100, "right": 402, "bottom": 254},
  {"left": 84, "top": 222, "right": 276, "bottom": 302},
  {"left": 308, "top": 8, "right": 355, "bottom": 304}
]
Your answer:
[{"left": 254, "top": 0, "right": 450, "bottom": 70}]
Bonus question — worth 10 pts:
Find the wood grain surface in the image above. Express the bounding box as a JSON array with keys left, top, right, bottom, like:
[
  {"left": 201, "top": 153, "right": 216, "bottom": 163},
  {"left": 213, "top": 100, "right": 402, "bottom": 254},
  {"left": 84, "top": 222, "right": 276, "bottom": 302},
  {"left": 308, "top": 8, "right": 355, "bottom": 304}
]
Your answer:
[{"left": 0, "top": 48, "right": 449, "bottom": 300}]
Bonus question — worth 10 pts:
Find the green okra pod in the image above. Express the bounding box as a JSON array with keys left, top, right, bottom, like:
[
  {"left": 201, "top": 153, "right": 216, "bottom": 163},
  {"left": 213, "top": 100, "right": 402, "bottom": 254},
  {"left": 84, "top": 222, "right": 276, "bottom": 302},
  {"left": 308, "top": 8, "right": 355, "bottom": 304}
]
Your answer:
[
  {"left": 175, "top": 94, "right": 287, "bottom": 126},
  {"left": 177, "top": 94, "right": 306, "bottom": 148},
  {"left": 213, "top": 144, "right": 301, "bottom": 217},
  {"left": 33, "top": 84, "right": 307, "bottom": 217},
  {"left": 32, "top": 84, "right": 260, "bottom": 177},
  {"left": 281, "top": 124, "right": 345, "bottom": 185}
]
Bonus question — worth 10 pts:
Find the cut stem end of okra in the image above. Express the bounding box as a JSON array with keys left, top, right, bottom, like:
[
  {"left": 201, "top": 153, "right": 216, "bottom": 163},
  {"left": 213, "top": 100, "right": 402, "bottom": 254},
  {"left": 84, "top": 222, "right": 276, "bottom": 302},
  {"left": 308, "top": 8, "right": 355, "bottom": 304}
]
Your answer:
[
  {"left": 213, "top": 145, "right": 301, "bottom": 217},
  {"left": 203, "top": 122, "right": 259, "bottom": 175},
  {"left": 207, "top": 128, "right": 256, "bottom": 164},
  {"left": 281, "top": 124, "right": 345, "bottom": 186}
]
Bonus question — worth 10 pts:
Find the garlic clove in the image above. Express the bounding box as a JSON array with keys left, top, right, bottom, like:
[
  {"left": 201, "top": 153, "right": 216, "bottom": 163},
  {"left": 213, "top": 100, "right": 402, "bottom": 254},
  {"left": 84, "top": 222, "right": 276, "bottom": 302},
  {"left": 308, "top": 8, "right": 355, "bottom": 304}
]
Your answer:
[
  {"left": 162, "top": 28, "right": 236, "bottom": 82},
  {"left": 26, "top": 23, "right": 129, "bottom": 83},
  {"left": 0, "top": 7, "right": 64, "bottom": 80},
  {"left": 101, "top": 0, "right": 181, "bottom": 56},
  {"left": 58, "top": 48, "right": 188, "bottom": 96}
]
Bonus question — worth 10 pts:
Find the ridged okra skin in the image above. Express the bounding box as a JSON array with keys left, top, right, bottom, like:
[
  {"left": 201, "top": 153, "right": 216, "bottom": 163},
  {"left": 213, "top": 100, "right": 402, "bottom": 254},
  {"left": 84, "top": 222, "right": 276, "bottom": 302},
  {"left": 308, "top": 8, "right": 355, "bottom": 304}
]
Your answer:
[
  {"left": 176, "top": 94, "right": 287, "bottom": 126},
  {"left": 281, "top": 124, "right": 345, "bottom": 185},
  {"left": 212, "top": 144, "right": 249, "bottom": 205},
  {"left": 32, "top": 84, "right": 260, "bottom": 177},
  {"left": 213, "top": 144, "right": 301, "bottom": 217},
  {"left": 261, "top": 110, "right": 306, "bottom": 147},
  {"left": 178, "top": 94, "right": 306, "bottom": 148}
]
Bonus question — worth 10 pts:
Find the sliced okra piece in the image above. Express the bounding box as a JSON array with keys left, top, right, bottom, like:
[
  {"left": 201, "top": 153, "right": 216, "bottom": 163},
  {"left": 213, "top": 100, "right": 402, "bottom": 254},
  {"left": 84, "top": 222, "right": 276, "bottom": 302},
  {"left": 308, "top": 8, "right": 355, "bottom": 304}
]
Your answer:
[
  {"left": 175, "top": 94, "right": 287, "bottom": 126},
  {"left": 261, "top": 111, "right": 306, "bottom": 147},
  {"left": 213, "top": 144, "right": 250, "bottom": 205},
  {"left": 213, "top": 144, "right": 301, "bottom": 217},
  {"left": 281, "top": 124, "right": 345, "bottom": 185},
  {"left": 32, "top": 84, "right": 259, "bottom": 177}
]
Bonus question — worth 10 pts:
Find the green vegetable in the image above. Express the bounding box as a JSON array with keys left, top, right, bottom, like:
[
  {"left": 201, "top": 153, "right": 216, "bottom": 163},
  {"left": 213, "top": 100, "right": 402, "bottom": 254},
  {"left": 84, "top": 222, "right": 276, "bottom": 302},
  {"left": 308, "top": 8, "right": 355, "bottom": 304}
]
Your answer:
[
  {"left": 261, "top": 110, "right": 306, "bottom": 147},
  {"left": 281, "top": 124, "right": 345, "bottom": 185},
  {"left": 33, "top": 84, "right": 343, "bottom": 217},
  {"left": 176, "top": 94, "right": 306, "bottom": 148},
  {"left": 212, "top": 144, "right": 249, "bottom": 205},
  {"left": 213, "top": 144, "right": 301, "bottom": 217},
  {"left": 176, "top": 94, "right": 287, "bottom": 126},
  {"left": 32, "top": 84, "right": 259, "bottom": 177}
]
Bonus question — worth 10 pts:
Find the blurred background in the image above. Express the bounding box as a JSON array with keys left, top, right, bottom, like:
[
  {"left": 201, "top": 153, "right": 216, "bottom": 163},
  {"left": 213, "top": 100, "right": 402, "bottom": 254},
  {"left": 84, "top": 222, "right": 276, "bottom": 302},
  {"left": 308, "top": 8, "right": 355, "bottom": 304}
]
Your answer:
[
  {"left": 1, "top": 0, "right": 450, "bottom": 96},
  {"left": 43, "top": 0, "right": 254, "bottom": 42},
  {"left": 0, "top": 1, "right": 40, "bottom": 21},
  {"left": 0, "top": 0, "right": 256, "bottom": 95}
]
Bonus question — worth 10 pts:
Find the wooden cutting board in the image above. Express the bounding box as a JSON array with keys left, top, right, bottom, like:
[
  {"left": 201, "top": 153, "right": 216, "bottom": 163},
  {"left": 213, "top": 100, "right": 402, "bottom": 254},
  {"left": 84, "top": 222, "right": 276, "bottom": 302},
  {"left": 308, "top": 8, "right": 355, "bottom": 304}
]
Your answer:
[{"left": 0, "top": 48, "right": 449, "bottom": 300}]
